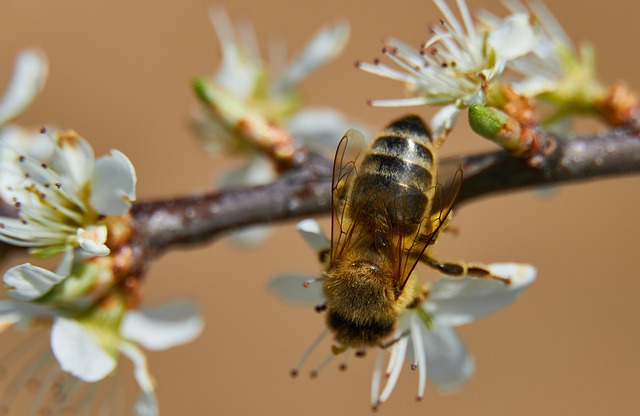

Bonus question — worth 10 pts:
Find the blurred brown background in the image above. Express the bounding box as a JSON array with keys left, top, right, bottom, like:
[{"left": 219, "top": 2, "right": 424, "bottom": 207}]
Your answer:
[{"left": 1, "top": 0, "right": 640, "bottom": 414}]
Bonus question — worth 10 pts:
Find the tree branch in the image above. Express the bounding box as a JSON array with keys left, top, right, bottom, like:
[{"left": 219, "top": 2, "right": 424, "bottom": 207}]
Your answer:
[
  {"left": 131, "top": 128, "right": 640, "bottom": 255},
  {"left": 458, "top": 128, "right": 640, "bottom": 202}
]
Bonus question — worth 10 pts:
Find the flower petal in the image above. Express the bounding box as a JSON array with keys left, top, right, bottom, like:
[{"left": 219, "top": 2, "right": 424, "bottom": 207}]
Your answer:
[
  {"left": 51, "top": 246, "right": 76, "bottom": 281},
  {"left": 51, "top": 317, "right": 117, "bottom": 382},
  {"left": 0, "top": 299, "right": 50, "bottom": 328},
  {"left": 427, "top": 263, "right": 536, "bottom": 327},
  {"left": 430, "top": 104, "right": 461, "bottom": 141},
  {"left": 119, "top": 342, "right": 154, "bottom": 390},
  {"left": 378, "top": 336, "right": 409, "bottom": 404},
  {"left": 268, "top": 274, "right": 324, "bottom": 305},
  {"left": 512, "top": 75, "right": 558, "bottom": 97},
  {"left": 0, "top": 125, "right": 54, "bottom": 161},
  {"left": 3, "top": 263, "right": 66, "bottom": 301},
  {"left": 218, "top": 158, "right": 276, "bottom": 245},
  {"left": 0, "top": 49, "right": 48, "bottom": 125},
  {"left": 218, "top": 155, "right": 276, "bottom": 189},
  {"left": 77, "top": 225, "right": 110, "bottom": 256},
  {"left": 121, "top": 300, "right": 204, "bottom": 351},
  {"left": 276, "top": 19, "right": 350, "bottom": 92},
  {"left": 0, "top": 129, "right": 54, "bottom": 205},
  {"left": 225, "top": 225, "right": 272, "bottom": 247},
  {"left": 119, "top": 342, "right": 158, "bottom": 416},
  {"left": 421, "top": 324, "right": 474, "bottom": 391},
  {"left": 296, "top": 219, "right": 330, "bottom": 253},
  {"left": 50, "top": 131, "right": 95, "bottom": 191},
  {"left": 134, "top": 391, "right": 159, "bottom": 416},
  {"left": 89, "top": 150, "right": 137, "bottom": 215},
  {"left": 488, "top": 14, "right": 539, "bottom": 60},
  {"left": 209, "top": 7, "right": 261, "bottom": 99},
  {"left": 287, "top": 107, "right": 371, "bottom": 156}
]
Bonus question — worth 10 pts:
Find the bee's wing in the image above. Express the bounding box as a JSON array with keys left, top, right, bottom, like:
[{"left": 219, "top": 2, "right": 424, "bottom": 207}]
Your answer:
[
  {"left": 428, "top": 156, "right": 463, "bottom": 239},
  {"left": 393, "top": 158, "right": 463, "bottom": 292},
  {"left": 330, "top": 129, "right": 367, "bottom": 264}
]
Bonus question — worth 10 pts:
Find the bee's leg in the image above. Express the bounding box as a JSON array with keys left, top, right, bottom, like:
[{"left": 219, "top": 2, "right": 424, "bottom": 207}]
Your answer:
[{"left": 420, "top": 253, "right": 512, "bottom": 285}]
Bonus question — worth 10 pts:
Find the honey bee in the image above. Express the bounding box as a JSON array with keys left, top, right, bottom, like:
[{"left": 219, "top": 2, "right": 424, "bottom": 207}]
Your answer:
[{"left": 322, "top": 115, "right": 508, "bottom": 350}]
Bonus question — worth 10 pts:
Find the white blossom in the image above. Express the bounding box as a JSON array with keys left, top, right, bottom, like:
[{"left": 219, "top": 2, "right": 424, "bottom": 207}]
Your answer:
[
  {"left": 269, "top": 219, "right": 536, "bottom": 407},
  {"left": 195, "top": 10, "right": 364, "bottom": 246},
  {"left": 3, "top": 262, "right": 67, "bottom": 301},
  {"left": 0, "top": 129, "right": 136, "bottom": 264},
  {"left": 479, "top": 1, "right": 593, "bottom": 99},
  {"left": 205, "top": 7, "right": 349, "bottom": 122},
  {"left": 0, "top": 292, "right": 204, "bottom": 415},
  {"left": 197, "top": 9, "right": 349, "bottom": 154},
  {"left": 372, "top": 263, "right": 535, "bottom": 406},
  {"left": 0, "top": 49, "right": 54, "bottom": 200},
  {"left": 358, "top": 0, "right": 537, "bottom": 138},
  {"left": 0, "top": 49, "right": 48, "bottom": 126}
]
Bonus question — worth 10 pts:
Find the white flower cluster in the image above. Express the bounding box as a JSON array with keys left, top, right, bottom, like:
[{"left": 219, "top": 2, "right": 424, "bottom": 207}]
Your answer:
[
  {"left": 358, "top": 0, "right": 600, "bottom": 138},
  {"left": 0, "top": 50, "right": 203, "bottom": 415},
  {"left": 0, "top": 130, "right": 136, "bottom": 266},
  {"left": 270, "top": 220, "right": 535, "bottom": 407},
  {"left": 0, "top": 296, "right": 204, "bottom": 414}
]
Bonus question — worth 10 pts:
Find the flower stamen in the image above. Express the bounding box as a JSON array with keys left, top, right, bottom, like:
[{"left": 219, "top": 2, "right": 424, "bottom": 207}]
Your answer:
[
  {"left": 309, "top": 352, "right": 335, "bottom": 379},
  {"left": 370, "top": 350, "right": 385, "bottom": 410},
  {"left": 378, "top": 337, "right": 409, "bottom": 406},
  {"left": 409, "top": 314, "right": 427, "bottom": 400},
  {"left": 290, "top": 329, "right": 328, "bottom": 378}
]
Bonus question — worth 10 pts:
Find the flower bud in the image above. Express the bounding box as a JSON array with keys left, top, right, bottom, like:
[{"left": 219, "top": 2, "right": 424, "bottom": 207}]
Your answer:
[{"left": 468, "top": 104, "right": 522, "bottom": 152}]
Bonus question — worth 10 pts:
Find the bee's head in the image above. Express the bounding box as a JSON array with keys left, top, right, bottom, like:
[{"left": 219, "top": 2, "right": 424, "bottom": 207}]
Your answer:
[
  {"left": 326, "top": 307, "right": 396, "bottom": 348},
  {"left": 322, "top": 260, "right": 400, "bottom": 348}
]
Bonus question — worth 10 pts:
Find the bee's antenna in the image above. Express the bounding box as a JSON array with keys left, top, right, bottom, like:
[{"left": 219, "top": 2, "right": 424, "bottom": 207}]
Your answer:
[{"left": 290, "top": 330, "right": 327, "bottom": 378}]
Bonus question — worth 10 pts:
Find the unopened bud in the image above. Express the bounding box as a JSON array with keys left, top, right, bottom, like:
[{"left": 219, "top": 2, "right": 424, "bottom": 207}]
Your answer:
[{"left": 468, "top": 104, "right": 522, "bottom": 152}]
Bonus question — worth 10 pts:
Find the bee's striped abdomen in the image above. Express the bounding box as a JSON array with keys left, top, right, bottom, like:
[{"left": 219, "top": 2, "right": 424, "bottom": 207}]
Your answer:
[{"left": 349, "top": 116, "right": 438, "bottom": 233}]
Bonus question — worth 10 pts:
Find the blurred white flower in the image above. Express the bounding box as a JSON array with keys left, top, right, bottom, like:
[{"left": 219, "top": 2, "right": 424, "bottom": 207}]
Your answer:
[
  {"left": 194, "top": 8, "right": 360, "bottom": 172},
  {"left": 209, "top": 7, "right": 349, "bottom": 102},
  {"left": 358, "top": 0, "right": 537, "bottom": 138},
  {"left": 0, "top": 129, "right": 136, "bottom": 264},
  {"left": 0, "top": 49, "right": 53, "bottom": 207},
  {"left": 0, "top": 49, "right": 48, "bottom": 127},
  {"left": 269, "top": 219, "right": 536, "bottom": 407},
  {"left": 195, "top": 10, "right": 364, "bottom": 246},
  {"left": 0, "top": 293, "right": 204, "bottom": 415},
  {"left": 481, "top": 1, "right": 602, "bottom": 102}
]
